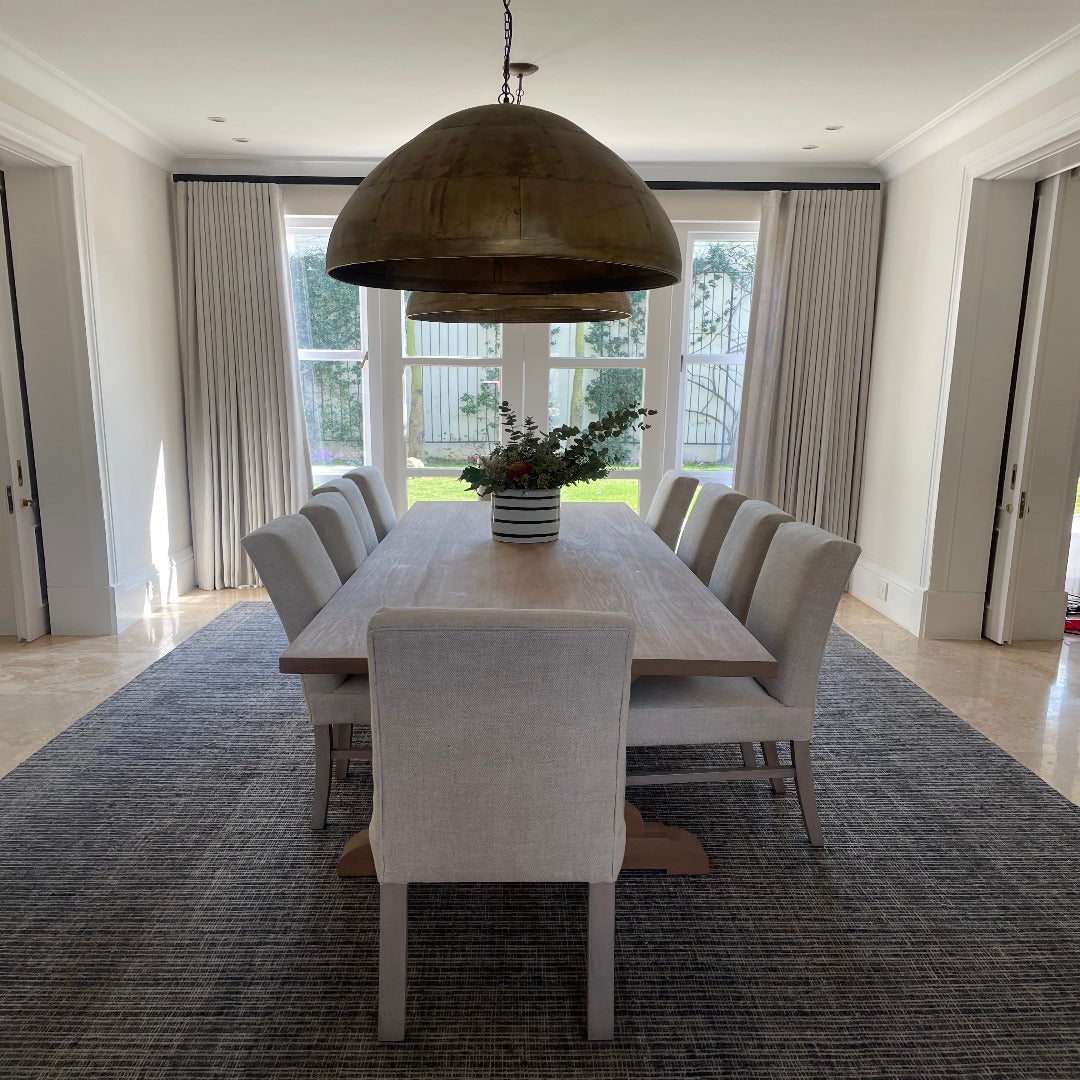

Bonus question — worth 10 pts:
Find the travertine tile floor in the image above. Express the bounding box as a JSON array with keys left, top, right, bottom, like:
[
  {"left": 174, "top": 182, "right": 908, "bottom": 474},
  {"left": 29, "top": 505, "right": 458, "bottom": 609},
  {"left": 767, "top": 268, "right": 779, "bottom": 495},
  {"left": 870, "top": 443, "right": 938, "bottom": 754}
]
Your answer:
[
  {"left": 0, "top": 588, "right": 266, "bottom": 778},
  {"left": 1, "top": 589, "right": 1078, "bottom": 809}
]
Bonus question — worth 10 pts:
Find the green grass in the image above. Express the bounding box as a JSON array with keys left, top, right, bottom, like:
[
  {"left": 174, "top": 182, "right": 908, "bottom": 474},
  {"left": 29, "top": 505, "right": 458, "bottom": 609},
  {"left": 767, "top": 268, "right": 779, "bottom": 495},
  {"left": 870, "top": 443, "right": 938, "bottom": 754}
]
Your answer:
[{"left": 407, "top": 475, "right": 638, "bottom": 511}]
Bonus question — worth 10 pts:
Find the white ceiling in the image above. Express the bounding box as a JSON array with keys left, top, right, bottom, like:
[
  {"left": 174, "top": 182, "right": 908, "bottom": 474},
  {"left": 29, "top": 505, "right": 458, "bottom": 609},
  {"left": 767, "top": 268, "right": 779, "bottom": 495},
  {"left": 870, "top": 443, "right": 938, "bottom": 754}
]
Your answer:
[{"left": 2, "top": 0, "right": 1080, "bottom": 166}]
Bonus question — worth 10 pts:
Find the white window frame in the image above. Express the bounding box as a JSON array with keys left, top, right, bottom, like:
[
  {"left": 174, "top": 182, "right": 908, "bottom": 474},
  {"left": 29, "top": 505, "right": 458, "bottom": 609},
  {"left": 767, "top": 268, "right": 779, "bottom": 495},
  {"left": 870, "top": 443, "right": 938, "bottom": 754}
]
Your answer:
[
  {"left": 285, "top": 216, "right": 370, "bottom": 482},
  {"left": 663, "top": 222, "right": 759, "bottom": 488}
]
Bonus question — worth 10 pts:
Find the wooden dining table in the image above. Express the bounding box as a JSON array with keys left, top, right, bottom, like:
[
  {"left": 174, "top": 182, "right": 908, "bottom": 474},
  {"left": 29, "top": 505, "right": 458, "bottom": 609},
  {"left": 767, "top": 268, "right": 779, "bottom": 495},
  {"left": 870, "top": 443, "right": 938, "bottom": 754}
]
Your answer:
[{"left": 281, "top": 500, "right": 778, "bottom": 876}]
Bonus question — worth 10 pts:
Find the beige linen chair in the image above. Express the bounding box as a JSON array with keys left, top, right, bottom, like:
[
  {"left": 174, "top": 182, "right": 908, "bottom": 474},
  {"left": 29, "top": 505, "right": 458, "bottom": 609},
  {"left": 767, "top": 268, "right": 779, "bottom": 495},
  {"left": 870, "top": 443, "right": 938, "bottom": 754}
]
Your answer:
[
  {"left": 312, "top": 478, "right": 379, "bottom": 555},
  {"left": 626, "top": 522, "right": 860, "bottom": 847},
  {"left": 367, "top": 607, "right": 635, "bottom": 1042},
  {"left": 643, "top": 470, "right": 699, "bottom": 549},
  {"left": 299, "top": 492, "right": 369, "bottom": 583},
  {"left": 344, "top": 466, "right": 397, "bottom": 541},
  {"left": 676, "top": 482, "right": 748, "bottom": 584},
  {"left": 241, "top": 515, "right": 371, "bottom": 829},
  {"left": 708, "top": 499, "right": 793, "bottom": 623}
]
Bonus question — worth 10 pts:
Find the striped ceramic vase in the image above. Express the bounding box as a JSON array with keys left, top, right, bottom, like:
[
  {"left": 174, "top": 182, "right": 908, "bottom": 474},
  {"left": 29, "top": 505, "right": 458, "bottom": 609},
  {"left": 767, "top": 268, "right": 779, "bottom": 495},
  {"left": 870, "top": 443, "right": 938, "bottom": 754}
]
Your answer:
[{"left": 490, "top": 488, "right": 562, "bottom": 544}]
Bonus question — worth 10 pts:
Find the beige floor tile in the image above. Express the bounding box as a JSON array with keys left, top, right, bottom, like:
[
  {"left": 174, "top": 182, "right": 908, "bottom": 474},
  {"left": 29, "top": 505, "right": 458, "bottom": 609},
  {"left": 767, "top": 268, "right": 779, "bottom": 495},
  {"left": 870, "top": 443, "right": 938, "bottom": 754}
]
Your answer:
[
  {"left": 834, "top": 594, "right": 1080, "bottom": 806},
  {"left": 0, "top": 588, "right": 266, "bottom": 778}
]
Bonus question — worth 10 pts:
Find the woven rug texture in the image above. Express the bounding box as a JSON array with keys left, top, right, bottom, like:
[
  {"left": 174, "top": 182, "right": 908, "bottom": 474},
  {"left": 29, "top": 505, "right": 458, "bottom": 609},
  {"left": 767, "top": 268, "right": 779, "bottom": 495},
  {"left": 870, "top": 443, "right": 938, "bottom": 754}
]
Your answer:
[{"left": 1, "top": 602, "right": 1079, "bottom": 1079}]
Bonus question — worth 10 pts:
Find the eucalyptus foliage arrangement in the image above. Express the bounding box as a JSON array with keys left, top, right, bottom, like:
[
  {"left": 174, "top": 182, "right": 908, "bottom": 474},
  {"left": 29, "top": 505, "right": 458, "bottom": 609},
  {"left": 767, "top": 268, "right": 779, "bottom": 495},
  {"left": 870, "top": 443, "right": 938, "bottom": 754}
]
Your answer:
[{"left": 460, "top": 400, "right": 656, "bottom": 495}]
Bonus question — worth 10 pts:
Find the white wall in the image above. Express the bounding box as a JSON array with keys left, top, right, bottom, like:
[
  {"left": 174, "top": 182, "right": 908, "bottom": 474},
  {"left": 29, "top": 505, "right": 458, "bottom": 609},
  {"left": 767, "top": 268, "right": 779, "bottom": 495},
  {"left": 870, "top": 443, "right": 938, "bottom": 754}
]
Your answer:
[
  {"left": 854, "top": 71, "right": 1080, "bottom": 637},
  {"left": 0, "top": 75, "right": 191, "bottom": 634}
]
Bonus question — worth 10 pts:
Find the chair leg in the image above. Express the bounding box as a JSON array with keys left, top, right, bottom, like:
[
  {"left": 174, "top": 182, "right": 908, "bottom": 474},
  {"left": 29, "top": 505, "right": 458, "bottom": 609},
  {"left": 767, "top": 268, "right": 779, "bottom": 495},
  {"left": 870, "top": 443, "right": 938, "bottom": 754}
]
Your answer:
[
  {"left": 332, "top": 724, "right": 352, "bottom": 780},
  {"left": 761, "top": 741, "right": 786, "bottom": 795},
  {"left": 379, "top": 883, "right": 408, "bottom": 1042},
  {"left": 739, "top": 742, "right": 757, "bottom": 769},
  {"left": 587, "top": 882, "right": 615, "bottom": 1041},
  {"left": 791, "top": 740, "right": 824, "bottom": 848},
  {"left": 312, "top": 726, "right": 332, "bottom": 830}
]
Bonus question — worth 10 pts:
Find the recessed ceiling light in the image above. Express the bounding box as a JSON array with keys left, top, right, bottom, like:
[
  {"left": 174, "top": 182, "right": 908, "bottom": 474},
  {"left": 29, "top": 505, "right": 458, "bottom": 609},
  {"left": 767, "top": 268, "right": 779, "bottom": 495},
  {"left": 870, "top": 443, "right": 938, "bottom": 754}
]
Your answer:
[
  {"left": 207, "top": 116, "right": 227, "bottom": 123},
  {"left": 824, "top": 124, "right": 844, "bottom": 131},
  {"left": 232, "top": 137, "right": 250, "bottom": 143},
  {"left": 802, "top": 144, "right": 819, "bottom": 150}
]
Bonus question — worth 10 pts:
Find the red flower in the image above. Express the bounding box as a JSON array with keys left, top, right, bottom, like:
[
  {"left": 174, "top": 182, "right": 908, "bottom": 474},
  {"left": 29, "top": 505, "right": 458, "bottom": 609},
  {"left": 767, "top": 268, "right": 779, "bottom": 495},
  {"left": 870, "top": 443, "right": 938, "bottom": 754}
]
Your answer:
[{"left": 505, "top": 460, "right": 534, "bottom": 480}]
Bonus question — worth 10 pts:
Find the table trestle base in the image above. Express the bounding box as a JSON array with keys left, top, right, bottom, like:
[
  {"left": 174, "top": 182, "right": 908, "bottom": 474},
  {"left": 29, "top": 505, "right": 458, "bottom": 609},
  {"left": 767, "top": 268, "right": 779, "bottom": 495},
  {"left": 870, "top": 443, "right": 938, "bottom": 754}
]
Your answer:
[{"left": 336, "top": 803, "right": 709, "bottom": 877}]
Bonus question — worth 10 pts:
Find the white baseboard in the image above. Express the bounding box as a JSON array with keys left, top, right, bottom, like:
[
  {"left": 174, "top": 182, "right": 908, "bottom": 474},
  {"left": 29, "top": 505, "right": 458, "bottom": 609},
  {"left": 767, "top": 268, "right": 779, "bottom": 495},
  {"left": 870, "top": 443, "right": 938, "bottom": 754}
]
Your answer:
[
  {"left": 850, "top": 558, "right": 994, "bottom": 639},
  {"left": 47, "top": 585, "right": 117, "bottom": 636},
  {"left": 1012, "top": 589, "right": 1068, "bottom": 641},
  {"left": 920, "top": 589, "right": 986, "bottom": 640},
  {"left": 112, "top": 547, "right": 198, "bottom": 633},
  {"left": 848, "top": 557, "right": 924, "bottom": 636},
  {"left": 0, "top": 583, "right": 15, "bottom": 635},
  {"left": 172, "top": 547, "right": 196, "bottom": 598}
]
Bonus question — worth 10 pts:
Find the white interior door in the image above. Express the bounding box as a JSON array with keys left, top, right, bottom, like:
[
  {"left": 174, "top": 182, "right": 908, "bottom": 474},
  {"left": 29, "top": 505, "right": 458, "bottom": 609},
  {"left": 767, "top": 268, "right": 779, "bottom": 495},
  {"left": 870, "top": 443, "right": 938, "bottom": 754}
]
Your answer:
[
  {"left": 984, "top": 171, "right": 1080, "bottom": 642},
  {"left": 0, "top": 177, "right": 48, "bottom": 641}
]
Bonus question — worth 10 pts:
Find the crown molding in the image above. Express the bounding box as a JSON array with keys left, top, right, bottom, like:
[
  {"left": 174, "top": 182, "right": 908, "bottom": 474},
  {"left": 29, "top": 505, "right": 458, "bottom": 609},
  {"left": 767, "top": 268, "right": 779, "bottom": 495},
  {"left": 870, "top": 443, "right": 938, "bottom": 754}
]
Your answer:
[
  {"left": 0, "top": 31, "right": 177, "bottom": 169},
  {"left": 875, "top": 23, "right": 1080, "bottom": 180}
]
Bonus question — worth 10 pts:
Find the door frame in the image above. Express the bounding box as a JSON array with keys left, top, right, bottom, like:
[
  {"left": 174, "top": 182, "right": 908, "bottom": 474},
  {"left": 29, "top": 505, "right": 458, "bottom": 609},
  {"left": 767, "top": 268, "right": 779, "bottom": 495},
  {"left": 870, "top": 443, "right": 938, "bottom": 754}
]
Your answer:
[
  {"left": 918, "top": 99, "right": 1080, "bottom": 639},
  {"left": 0, "top": 101, "right": 116, "bottom": 635}
]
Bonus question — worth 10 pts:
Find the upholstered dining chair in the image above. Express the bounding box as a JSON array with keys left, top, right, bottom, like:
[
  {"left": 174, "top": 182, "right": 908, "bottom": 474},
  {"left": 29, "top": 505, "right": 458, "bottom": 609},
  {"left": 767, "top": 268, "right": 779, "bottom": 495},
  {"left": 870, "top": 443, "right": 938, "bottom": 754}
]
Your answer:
[
  {"left": 675, "top": 482, "right": 748, "bottom": 584},
  {"left": 299, "top": 492, "right": 369, "bottom": 584},
  {"left": 626, "top": 521, "right": 860, "bottom": 847},
  {"left": 312, "top": 478, "right": 379, "bottom": 555},
  {"left": 708, "top": 499, "right": 793, "bottom": 623},
  {"left": 344, "top": 466, "right": 397, "bottom": 541},
  {"left": 366, "top": 607, "right": 635, "bottom": 1042},
  {"left": 241, "top": 515, "right": 371, "bottom": 829},
  {"left": 643, "top": 470, "right": 699, "bottom": 549}
]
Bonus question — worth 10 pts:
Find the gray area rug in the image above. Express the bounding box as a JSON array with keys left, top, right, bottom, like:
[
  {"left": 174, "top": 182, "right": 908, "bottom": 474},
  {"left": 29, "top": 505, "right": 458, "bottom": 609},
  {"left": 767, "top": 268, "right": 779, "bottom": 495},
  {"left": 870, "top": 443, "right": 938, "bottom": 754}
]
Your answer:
[{"left": 1, "top": 603, "right": 1079, "bottom": 1079}]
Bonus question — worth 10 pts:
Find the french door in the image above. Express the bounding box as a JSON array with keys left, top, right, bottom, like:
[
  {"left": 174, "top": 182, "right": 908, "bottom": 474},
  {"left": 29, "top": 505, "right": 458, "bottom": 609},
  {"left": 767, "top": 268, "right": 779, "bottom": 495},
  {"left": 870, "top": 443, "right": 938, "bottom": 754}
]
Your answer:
[
  {"left": 366, "top": 220, "right": 759, "bottom": 518},
  {"left": 372, "top": 288, "right": 671, "bottom": 515}
]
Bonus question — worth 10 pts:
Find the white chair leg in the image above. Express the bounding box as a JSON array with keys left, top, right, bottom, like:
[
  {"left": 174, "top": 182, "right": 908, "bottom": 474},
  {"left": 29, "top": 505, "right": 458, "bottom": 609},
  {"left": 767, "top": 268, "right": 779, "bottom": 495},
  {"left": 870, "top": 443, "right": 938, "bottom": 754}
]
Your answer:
[
  {"left": 791, "top": 740, "right": 824, "bottom": 848},
  {"left": 379, "top": 883, "right": 408, "bottom": 1042},
  {"left": 587, "top": 881, "right": 615, "bottom": 1041},
  {"left": 332, "top": 724, "right": 352, "bottom": 780},
  {"left": 761, "top": 741, "right": 786, "bottom": 795},
  {"left": 312, "top": 725, "right": 332, "bottom": 830}
]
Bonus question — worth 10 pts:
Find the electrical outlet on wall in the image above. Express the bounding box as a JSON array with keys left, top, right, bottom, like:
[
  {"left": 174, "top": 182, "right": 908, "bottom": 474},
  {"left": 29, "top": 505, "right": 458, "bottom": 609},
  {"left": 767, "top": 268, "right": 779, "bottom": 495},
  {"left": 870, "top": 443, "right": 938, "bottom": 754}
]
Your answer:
[{"left": 875, "top": 579, "right": 889, "bottom": 602}]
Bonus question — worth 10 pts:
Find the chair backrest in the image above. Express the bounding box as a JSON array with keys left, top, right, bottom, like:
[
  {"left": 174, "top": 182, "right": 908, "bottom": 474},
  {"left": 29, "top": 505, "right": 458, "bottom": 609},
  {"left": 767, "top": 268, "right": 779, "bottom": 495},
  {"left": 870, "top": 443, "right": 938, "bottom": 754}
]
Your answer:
[
  {"left": 746, "top": 521, "right": 861, "bottom": 709},
  {"left": 708, "top": 499, "right": 793, "bottom": 623},
  {"left": 367, "top": 607, "right": 635, "bottom": 885},
  {"left": 299, "top": 492, "right": 369, "bottom": 584},
  {"left": 313, "top": 478, "right": 379, "bottom": 554},
  {"left": 676, "top": 483, "right": 748, "bottom": 584},
  {"left": 345, "top": 466, "right": 397, "bottom": 541},
  {"left": 241, "top": 515, "right": 341, "bottom": 642},
  {"left": 644, "top": 470, "right": 699, "bottom": 549}
]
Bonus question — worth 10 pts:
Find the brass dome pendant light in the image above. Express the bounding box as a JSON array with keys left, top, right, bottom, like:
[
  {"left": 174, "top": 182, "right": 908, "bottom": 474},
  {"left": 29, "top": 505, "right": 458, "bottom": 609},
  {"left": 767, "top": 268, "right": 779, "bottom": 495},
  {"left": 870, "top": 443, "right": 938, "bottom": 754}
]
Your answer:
[
  {"left": 326, "top": 0, "right": 681, "bottom": 295},
  {"left": 406, "top": 289, "right": 633, "bottom": 323}
]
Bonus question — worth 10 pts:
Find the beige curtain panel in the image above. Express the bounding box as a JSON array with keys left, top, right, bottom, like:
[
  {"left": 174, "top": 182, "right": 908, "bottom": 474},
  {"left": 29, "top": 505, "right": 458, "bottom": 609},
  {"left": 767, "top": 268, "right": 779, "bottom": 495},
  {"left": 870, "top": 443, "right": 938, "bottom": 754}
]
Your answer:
[
  {"left": 175, "top": 181, "right": 311, "bottom": 589},
  {"left": 735, "top": 188, "right": 881, "bottom": 541}
]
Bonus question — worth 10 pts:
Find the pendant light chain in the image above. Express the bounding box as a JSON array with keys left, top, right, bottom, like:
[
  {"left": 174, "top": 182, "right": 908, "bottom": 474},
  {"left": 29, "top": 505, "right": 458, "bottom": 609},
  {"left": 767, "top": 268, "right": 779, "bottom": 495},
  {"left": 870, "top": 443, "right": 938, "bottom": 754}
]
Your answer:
[{"left": 498, "top": 0, "right": 514, "bottom": 104}]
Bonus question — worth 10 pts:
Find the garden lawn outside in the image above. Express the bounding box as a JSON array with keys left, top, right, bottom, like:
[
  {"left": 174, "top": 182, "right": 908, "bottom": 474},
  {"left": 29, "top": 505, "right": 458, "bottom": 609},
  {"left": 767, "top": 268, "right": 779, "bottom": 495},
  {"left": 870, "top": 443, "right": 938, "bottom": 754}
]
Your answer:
[{"left": 407, "top": 475, "right": 638, "bottom": 511}]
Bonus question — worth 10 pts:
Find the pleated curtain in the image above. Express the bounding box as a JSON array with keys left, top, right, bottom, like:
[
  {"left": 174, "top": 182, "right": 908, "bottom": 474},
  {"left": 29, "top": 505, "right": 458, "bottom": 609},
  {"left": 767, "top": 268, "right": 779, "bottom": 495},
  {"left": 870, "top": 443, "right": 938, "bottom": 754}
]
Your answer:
[
  {"left": 734, "top": 188, "right": 881, "bottom": 541},
  {"left": 175, "top": 182, "right": 311, "bottom": 589}
]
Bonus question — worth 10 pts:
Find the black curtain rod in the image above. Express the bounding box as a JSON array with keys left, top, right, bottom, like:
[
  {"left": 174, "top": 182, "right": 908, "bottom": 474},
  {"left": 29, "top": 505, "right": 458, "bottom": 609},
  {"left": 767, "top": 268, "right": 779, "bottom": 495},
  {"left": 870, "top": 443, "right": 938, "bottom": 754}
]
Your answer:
[{"left": 171, "top": 173, "right": 880, "bottom": 191}]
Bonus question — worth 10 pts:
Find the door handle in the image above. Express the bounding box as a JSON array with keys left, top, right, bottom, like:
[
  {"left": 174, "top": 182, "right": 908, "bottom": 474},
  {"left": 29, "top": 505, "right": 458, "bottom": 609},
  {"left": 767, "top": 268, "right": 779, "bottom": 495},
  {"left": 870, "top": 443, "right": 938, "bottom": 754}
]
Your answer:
[{"left": 19, "top": 497, "right": 36, "bottom": 509}]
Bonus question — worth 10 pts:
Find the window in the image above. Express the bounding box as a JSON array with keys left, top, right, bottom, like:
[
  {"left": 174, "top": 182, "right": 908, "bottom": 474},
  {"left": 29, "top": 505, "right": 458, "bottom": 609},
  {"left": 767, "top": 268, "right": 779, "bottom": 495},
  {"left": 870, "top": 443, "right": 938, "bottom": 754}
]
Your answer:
[
  {"left": 396, "top": 295, "right": 505, "bottom": 506},
  {"left": 678, "top": 234, "right": 757, "bottom": 484},
  {"left": 286, "top": 221, "right": 367, "bottom": 484},
  {"left": 545, "top": 292, "right": 649, "bottom": 511}
]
